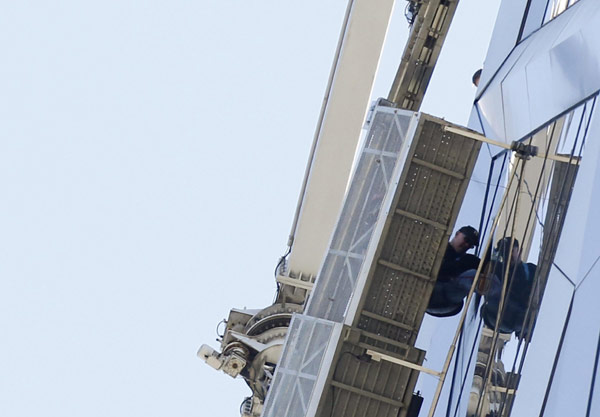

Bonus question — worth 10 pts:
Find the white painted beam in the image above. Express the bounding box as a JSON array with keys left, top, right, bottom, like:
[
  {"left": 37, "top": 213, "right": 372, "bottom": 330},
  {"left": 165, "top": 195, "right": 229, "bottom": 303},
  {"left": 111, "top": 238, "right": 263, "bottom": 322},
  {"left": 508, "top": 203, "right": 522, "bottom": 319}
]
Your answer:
[{"left": 287, "top": 0, "right": 396, "bottom": 278}]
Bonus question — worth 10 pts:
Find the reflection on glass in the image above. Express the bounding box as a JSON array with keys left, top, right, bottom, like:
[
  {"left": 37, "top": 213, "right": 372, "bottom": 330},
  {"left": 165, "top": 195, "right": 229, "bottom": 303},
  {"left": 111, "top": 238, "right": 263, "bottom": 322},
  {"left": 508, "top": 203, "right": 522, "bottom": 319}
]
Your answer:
[
  {"left": 543, "top": 0, "right": 580, "bottom": 23},
  {"left": 520, "top": 0, "right": 581, "bottom": 41},
  {"left": 455, "top": 97, "right": 594, "bottom": 417}
]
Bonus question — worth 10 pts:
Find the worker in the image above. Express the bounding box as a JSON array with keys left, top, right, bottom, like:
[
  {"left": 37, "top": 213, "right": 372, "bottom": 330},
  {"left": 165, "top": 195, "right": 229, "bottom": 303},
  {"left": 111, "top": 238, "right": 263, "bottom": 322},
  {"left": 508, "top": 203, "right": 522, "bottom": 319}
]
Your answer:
[
  {"left": 481, "top": 237, "right": 537, "bottom": 336},
  {"left": 472, "top": 68, "right": 482, "bottom": 87},
  {"left": 427, "top": 226, "right": 481, "bottom": 317}
]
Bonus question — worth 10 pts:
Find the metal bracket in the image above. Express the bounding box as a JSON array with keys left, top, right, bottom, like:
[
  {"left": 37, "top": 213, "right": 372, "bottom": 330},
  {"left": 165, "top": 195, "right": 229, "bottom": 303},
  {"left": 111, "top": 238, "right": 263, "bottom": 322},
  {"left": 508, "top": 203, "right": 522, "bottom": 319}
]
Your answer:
[
  {"left": 275, "top": 274, "right": 314, "bottom": 291},
  {"left": 443, "top": 126, "right": 579, "bottom": 164},
  {"left": 510, "top": 140, "right": 538, "bottom": 160},
  {"left": 366, "top": 349, "right": 442, "bottom": 377}
]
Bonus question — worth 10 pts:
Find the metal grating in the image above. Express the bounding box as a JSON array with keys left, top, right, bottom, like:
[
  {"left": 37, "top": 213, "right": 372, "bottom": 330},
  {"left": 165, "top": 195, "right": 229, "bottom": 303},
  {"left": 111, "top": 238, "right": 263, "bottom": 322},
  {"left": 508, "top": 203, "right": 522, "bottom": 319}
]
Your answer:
[
  {"left": 314, "top": 112, "right": 480, "bottom": 417},
  {"left": 263, "top": 108, "right": 481, "bottom": 417},
  {"left": 305, "top": 108, "right": 414, "bottom": 322},
  {"left": 330, "top": 351, "right": 407, "bottom": 416},
  {"left": 262, "top": 315, "right": 341, "bottom": 417},
  {"left": 317, "top": 113, "right": 480, "bottom": 417},
  {"left": 354, "top": 115, "right": 481, "bottom": 348},
  {"left": 319, "top": 333, "right": 426, "bottom": 417}
]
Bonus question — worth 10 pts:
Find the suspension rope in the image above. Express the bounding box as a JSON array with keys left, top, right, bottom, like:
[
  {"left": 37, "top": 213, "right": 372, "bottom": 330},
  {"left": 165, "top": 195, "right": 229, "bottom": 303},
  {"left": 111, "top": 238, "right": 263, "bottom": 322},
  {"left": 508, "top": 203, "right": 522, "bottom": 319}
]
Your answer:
[
  {"left": 477, "top": 119, "right": 559, "bottom": 416},
  {"left": 491, "top": 130, "right": 553, "bottom": 416},
  {"left": 429, "top": 98, "right": 595, "bottom": 417},
  {"left": 477, "top": 151, "right": 508, "bottom": 257},
  {"left": 426, "top": 155, "right": 522, "bottom": 417},
  {"left": 475, "top": 157, "right": 527, "bottom": 417},
  {"left": 477, "top": 96, "right": 595, "bottom": 416},
  {"left": 450, "top": 316, "right": 484, "bottom": 417},
  {"left": 453, "top": 117, "right": 565, "bottom": 415},
  {"left": 497, "top": 99, "right": 595, "bottom": 417}
]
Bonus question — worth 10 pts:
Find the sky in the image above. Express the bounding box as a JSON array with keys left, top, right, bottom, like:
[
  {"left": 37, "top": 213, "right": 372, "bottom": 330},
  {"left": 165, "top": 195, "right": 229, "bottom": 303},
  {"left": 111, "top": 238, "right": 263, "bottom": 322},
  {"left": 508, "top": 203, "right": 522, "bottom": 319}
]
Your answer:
[{"left": 0, "top": 1, "right": 499, "bottom": 416}]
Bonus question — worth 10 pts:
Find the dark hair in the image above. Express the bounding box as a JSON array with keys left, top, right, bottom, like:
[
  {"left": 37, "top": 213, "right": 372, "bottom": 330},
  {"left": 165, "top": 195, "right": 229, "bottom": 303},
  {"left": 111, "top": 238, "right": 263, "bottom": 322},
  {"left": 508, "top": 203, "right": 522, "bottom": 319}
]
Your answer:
[
  {"left": 458, "top": 225, "right": 479, "bottom": 245},
  {"left": 495, "top": 237, "right": 519, "bottom": 261}
]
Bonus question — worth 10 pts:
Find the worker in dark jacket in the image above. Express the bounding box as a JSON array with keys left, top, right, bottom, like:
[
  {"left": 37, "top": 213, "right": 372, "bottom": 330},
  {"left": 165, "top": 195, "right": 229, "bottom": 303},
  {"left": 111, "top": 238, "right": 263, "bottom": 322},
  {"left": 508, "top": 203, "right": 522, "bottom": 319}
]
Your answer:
[
  {"left": 427, "top": 226, "right": 481, "bottom": 317},
  {"left": 481, "top": 237, "right": 537, "bottom": 336}
]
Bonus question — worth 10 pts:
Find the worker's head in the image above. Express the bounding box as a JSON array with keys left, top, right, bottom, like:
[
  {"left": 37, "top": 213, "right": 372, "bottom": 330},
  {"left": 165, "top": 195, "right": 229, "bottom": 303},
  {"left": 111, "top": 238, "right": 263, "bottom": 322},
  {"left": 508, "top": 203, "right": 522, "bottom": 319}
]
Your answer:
[
  {"left": 450, "top": 226, "right": 479, "bottom": 254},
  {"left": 495, "top": 237, "right": 521, "bottom": 265},
  {"left": 472, "top": 69, "right": 482, "bottom": 87}
]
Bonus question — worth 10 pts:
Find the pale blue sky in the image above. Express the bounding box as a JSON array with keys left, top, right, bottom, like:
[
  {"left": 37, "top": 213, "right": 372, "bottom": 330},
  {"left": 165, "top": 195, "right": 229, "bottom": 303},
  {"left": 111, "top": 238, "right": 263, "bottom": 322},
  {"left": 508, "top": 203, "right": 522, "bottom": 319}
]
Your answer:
[{"left": 0, "top": 1, "right": 499, "bottom": 416}]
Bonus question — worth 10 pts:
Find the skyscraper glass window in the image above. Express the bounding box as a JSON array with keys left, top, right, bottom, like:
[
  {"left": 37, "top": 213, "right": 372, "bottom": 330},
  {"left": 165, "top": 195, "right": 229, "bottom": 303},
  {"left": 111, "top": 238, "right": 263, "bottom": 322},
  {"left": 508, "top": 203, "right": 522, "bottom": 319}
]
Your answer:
[{"left": 519, "top": 0, "right": 581, "bottom": 41}]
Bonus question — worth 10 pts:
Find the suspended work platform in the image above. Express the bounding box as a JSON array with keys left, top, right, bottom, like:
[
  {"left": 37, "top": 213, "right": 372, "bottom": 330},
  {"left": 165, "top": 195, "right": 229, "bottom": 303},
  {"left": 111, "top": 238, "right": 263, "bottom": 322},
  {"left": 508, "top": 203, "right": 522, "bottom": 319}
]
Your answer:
[{"left": 262, "top": 102, "right": 482, "bottom": 417}]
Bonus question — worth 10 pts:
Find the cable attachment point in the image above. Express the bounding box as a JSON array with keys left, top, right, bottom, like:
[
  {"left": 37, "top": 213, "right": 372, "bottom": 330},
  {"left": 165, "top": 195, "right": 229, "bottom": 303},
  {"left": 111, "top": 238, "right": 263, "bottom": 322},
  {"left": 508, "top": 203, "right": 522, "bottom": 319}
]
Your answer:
[
  {"left": 510, "top": 141, "right": 538, "bottom": 160},
  {"left": 404, "top": 1, "right": 422, "bottom": 25}
]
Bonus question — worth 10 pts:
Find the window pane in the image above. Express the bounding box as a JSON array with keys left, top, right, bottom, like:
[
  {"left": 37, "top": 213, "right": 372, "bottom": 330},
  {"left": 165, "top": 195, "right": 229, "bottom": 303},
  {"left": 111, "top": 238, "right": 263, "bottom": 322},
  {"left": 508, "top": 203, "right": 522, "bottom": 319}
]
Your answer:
[
  {"left": 521, "top": 0, "right": 550, "bottom": 40},
  {"left": 544, "top": 0, "right": 570, "bottom": 23},
  {"left": 521, "top": 0, "right": 581, "bottom": 41}
]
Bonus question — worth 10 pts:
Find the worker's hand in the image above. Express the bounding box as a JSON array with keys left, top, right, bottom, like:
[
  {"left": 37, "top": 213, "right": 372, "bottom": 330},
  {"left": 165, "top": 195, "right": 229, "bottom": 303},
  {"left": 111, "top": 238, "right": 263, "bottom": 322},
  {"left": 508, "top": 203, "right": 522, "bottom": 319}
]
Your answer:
[{"left": 476, "top": 273, "right": 491, "bottom": 295}]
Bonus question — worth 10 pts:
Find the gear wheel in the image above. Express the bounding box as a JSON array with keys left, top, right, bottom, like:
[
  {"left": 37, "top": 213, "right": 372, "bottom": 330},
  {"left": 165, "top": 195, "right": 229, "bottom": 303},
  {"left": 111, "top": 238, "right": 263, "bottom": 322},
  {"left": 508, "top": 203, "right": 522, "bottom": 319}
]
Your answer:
[{"left": 244, "top": 303, "right": 302, "bottom": 335}]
